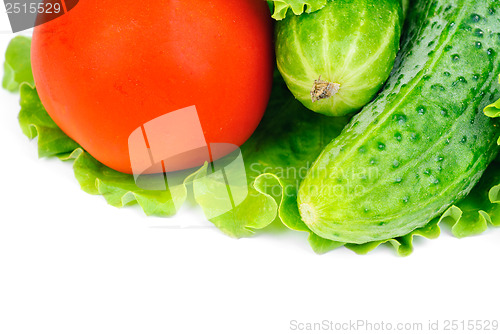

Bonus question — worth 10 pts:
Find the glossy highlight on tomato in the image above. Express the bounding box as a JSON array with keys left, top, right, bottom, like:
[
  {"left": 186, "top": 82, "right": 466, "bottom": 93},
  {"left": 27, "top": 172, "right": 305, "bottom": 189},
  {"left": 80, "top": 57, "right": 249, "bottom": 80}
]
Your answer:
[{"left": 31, "top": 0, "right": 274, "bottom": 174}]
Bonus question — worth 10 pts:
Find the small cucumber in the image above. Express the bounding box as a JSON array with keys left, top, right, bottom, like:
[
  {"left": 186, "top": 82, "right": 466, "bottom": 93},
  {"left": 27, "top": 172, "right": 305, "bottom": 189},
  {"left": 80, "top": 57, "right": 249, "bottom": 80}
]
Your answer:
[
  {"left": 297, "top": 0, "right": 500, "bottom": 244},
  {"left": 275, "top": 0, "right": 403, "bottom": 116}
]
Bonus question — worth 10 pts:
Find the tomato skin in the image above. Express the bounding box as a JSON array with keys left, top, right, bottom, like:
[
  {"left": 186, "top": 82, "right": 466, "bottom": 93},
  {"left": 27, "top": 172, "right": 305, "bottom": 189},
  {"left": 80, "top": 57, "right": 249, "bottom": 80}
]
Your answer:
[{"left": 31, "top": 0, "right": 273, "bottom": 174}]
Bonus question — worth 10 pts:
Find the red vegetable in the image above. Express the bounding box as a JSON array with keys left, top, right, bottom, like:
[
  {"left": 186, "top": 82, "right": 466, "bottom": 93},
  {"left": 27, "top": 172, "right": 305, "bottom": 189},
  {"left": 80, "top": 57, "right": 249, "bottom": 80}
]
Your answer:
[{"left": 31, "top": 0, "right": 273, "bottom": 174}]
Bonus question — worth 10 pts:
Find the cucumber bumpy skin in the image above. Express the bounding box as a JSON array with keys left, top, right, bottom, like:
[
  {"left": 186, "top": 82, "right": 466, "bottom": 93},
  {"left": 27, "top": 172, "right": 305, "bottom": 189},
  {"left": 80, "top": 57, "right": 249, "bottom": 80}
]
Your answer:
[
  {"left": 275, "top": 0, "right": 403, "bottom": 117},
  {"left": 297, "top": 0, "right": 500, "bottom": 244}
]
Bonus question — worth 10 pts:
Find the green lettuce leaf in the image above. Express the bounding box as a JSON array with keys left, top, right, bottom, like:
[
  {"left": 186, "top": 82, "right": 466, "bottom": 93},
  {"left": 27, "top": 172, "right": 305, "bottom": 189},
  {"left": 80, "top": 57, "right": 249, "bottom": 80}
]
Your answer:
[
  {"left": 267, "top": 0, "right": 408, "bottom": 21},
  {"left": 484, "top": 79, "right": 500, "bottom": 118},
  {"left": 2, "top": 36, "right": 34, "bottom": 92},
  {"left": 268, "top": 0, "right": 327, "bottom": 20},
  {"left": 484, "top": 100, "right": 500, "bottom": 120},
  {"left": 5, "top": 36, "right": 500, "bottom": 256},
  {"left": 18, "top": 84, "right": 81, "bottom": 158},
  {"left": 441, "top": 161, "right": 500, "bottom": 238},
  {"left": 484, "top": 81, "right": 500, "bottom": 141},
  {"left": 484, "top": 75, "right": 500, "bottom": 129}
]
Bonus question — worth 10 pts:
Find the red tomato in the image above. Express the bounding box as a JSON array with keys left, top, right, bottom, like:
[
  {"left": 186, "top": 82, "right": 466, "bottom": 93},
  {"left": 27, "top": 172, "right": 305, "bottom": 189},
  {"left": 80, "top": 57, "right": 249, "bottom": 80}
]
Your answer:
[{"left": 31, "top": 0, "right": 273, "bottom": 174}]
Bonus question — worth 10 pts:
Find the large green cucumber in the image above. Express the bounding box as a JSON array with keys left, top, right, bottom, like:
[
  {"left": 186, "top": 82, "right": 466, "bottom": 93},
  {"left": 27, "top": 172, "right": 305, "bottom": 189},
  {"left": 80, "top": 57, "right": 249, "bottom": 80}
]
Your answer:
[
  {"left": 275, "top": 0, "right": 403, "bottom": 117},
  {"left": 297, "top": 0, "right": 500, "bottom": 244}
]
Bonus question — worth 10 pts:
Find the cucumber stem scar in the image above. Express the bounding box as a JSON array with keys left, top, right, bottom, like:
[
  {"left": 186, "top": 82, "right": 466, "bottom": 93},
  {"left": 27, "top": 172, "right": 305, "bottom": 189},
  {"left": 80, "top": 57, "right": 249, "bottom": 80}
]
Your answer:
[{"left": 311, "top": 76, "right": 341, "bottom": 103}]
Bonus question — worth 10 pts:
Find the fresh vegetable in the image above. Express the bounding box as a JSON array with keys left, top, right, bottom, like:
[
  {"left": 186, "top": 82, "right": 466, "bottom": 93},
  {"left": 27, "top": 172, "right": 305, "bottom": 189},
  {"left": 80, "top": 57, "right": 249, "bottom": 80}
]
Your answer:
[
  {"left": 268, "top": 0, "right": 410, "bottom": 20},
  {"left": 5, "top": 36, "right": 500, "bottom": 255},
  {"left": 4, "top": 1, "right": 500, "bottom": 256},
  {"left": 275, "top": 0, "right": 403, "bottom": 116},
  {"left": 484, "top": 75, "right": 500, "bottom": 121},
  {"left": 298, "top": 0, "right": 500, "bottom": 244},
  {"left": 2, "top": 36, "right": 33, "bottom": 92},
  {"left": 268, "top": 0, "right": 328, "bottom": 20},
  {"left": 31, "top": 0, "right": 274, "bottom": 174}
]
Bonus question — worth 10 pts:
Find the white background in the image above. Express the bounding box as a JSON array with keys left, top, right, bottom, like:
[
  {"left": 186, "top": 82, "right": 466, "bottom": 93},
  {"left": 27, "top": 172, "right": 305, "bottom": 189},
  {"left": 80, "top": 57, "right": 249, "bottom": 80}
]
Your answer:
[{"left": 0, "top": 8, "right": 499, "bottom": 334}]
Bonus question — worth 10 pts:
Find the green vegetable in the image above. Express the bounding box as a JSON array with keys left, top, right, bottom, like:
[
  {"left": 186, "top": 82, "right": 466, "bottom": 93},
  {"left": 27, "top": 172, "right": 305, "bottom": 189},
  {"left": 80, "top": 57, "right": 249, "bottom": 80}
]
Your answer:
[
  {"left": 267, "top": 0, "right": 327, "bottom": 20},
  {"left": 275, "top": 0, "right": 403, "bottom": 116},
  {"left": 297, "top": 0, "right": 500, "bottom": 244},
  {"left": 4, "top": 27, "right": 500, "bottom": 256},
  {"left": 2, "top": 36, "right": 34, "bottom": 92},
  {"left": 484, "top": 75, "right": 500, "bottom": 119}
]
